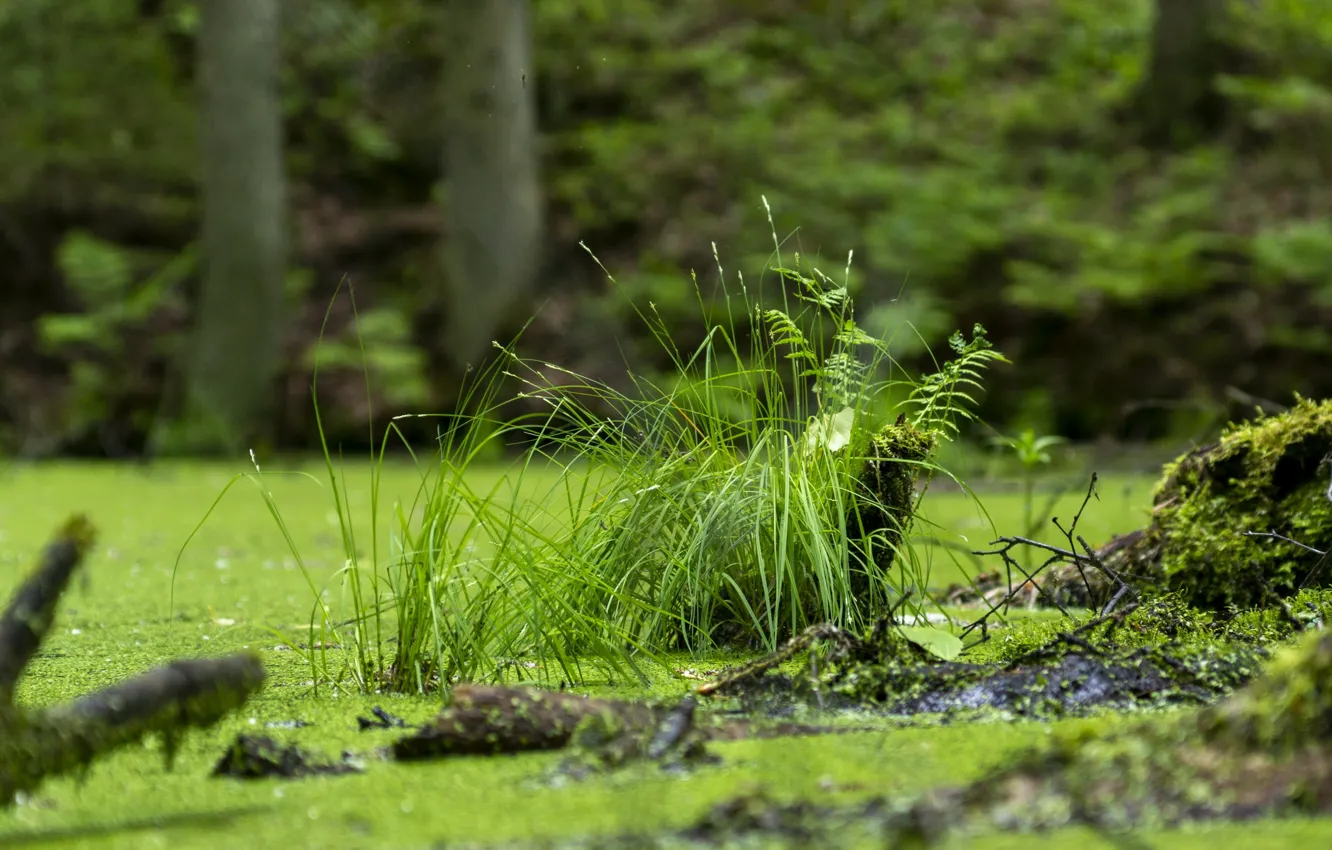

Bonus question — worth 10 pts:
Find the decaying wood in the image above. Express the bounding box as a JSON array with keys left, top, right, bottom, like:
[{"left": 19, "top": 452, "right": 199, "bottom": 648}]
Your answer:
[
  {"left": 0, "top": 518, "right": 88, "bottom": 705},
  {"left": 391, "top": 683, "right": 851, "bottom": 765},
  {"left": 392, "top": 684, "right": 662, "bottom": 760},
  {"left": 0, "top": 516, "right": 265, "bottom": 805}
]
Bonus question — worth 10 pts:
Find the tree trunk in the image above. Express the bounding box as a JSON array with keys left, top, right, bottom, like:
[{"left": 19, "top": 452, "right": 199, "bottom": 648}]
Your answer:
[
  {"left": 1135, "top": 0, "right": 1230, "bottom": 147},
  {"left": 440, "top": 0, "right": 542, "bottom": 369},
  {"left": 181, "top": 0, "right": 287, "bottom": 452}
]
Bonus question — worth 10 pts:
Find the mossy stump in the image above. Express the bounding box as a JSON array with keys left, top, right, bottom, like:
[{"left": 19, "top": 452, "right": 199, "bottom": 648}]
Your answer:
[
  {"left": 850, "top": 418, "right": 936, "bottom": 599},
  {"left": 1053, "top": 397, "right": 1332, "bottom": 613}
]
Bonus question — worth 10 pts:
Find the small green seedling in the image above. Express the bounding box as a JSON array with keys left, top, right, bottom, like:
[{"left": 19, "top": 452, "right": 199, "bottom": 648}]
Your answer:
[{"left": 989, "top": 428, "right": 1066, "bottom": 573}]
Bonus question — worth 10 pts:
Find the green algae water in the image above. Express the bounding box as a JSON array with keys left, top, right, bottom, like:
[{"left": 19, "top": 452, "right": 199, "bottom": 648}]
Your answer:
[{"left": 0, "top": 460, "right": 1326, "bottom": 848}]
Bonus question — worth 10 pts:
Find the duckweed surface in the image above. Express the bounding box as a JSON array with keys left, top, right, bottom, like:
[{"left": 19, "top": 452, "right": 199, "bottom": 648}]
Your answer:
[{"left": 0, "top": 460, "right": 1328, "bottom": 848}]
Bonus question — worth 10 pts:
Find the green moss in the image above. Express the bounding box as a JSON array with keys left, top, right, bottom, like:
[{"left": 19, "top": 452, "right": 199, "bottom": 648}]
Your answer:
[
  {"left": 851, "top": 420, "right": 937, "bottom": 591},
  {"left": 1197, "top": 625, "right": 1332, "bottom": 755},
  {"left": 964, "top": 594, "right": 1217, "bottom": 667},
  {"left": 1153, "top": 397, "right": 1332, "bottom": 610},
  {"left": 972, "top": 590, "right": 1332, "bottom": 669},
  {"left": 1061, "top": 398, "right": 1332, "bottom": 613}
]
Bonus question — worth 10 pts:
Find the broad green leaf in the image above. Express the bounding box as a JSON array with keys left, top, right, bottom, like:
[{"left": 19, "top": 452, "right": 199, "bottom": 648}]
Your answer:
[
  {"left": 802, "top": 406, "right": 856, "bottom": 455},
  {"left": 898, "top": 625, "right": 963, "bottom": 661},
  {"left": 825, "top": 406, "right": 855, "bottom": 452}
]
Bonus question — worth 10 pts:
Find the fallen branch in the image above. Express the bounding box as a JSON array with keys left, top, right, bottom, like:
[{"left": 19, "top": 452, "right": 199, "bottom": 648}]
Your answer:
[
  {"left": 696, "top": 624, "right": 850, "bottom": 698},
  {"left": 0, "top": 516, "right": 265, "bottom": 805}
]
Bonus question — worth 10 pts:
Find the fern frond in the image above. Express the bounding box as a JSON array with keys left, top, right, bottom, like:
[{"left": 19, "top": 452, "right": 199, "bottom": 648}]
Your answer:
[
  {"left": 773, "top": 262, "right": 848, "bottom": 311},
  {"left": 813, "top": 351, "right": 870, "bottom": 410},
  {"left": 902, "top": 324, "right": 1008, "bottom": 438},
  {"left": 763, "top": 309, "right": 817, "bottom": 362},
  {"left": 834, "top": 320, "right": 879, "bottom": 348}
]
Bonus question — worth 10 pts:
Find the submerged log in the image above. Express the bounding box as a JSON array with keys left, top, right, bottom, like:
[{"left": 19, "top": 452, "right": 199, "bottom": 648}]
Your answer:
[
  {"left": 0, "top": 516, "right": 265, "bottom": 805},
  {"left": 391, "top": 685, "right": 662, "bottom": 760},
  {"left": 392, "top": 683, "right": 844, "bottom": 766}
]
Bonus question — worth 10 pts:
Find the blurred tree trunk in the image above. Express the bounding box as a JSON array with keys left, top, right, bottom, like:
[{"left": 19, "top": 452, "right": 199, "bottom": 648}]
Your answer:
[
  {"left": 440, "top": 0, "right": 542, "bottom": 369},
  {"left": 178, "top": 0, "right": 287, "bottom": 452},
  {"left": 1135, "top": 0, "right": 1230, "bottom": 147}
]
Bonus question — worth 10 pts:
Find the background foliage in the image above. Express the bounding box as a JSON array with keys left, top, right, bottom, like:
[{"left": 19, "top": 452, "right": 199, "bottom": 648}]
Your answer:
[{"left": 4, "top": 0, "right": 1332, "bottom": 453}]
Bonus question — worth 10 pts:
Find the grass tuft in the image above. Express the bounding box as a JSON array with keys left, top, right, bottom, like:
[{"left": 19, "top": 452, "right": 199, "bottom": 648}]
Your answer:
[{"left": 189, "top": 208, "right": 1007, "bottom": 693}]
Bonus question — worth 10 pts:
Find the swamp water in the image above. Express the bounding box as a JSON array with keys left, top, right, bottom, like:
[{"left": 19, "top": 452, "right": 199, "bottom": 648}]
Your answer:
[{"left": 0, "top": 461, "right": 1328, "bottom": 848}]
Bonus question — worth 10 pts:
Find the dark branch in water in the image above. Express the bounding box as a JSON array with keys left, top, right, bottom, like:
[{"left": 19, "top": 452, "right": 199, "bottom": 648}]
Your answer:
[
  {"left": 0, "top": 516, "right": 94, "bottom": 705},
  {"left": 0, "top": 516, "right": 264, "bottom": 806}
]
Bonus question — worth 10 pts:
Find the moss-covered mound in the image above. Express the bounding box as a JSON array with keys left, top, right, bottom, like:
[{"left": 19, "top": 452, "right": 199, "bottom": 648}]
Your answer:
[
  {"left": 1054, "top": 397, "right": 1332, "bottom": 612},
  {"left": 699, "top": 594, "right": 1332, "bottom": 721},
  {"left": 915, "top": 623, "right": 1332, "bottom": 836}
]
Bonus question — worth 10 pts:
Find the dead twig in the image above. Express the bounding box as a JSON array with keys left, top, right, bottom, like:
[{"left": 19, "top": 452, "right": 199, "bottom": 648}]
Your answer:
[
  {"left": 696, "top": 625, "right": 849, "bottom": 698},
  {"left": 961, "top": 474, "right": 1138, "bottom": 640}
]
